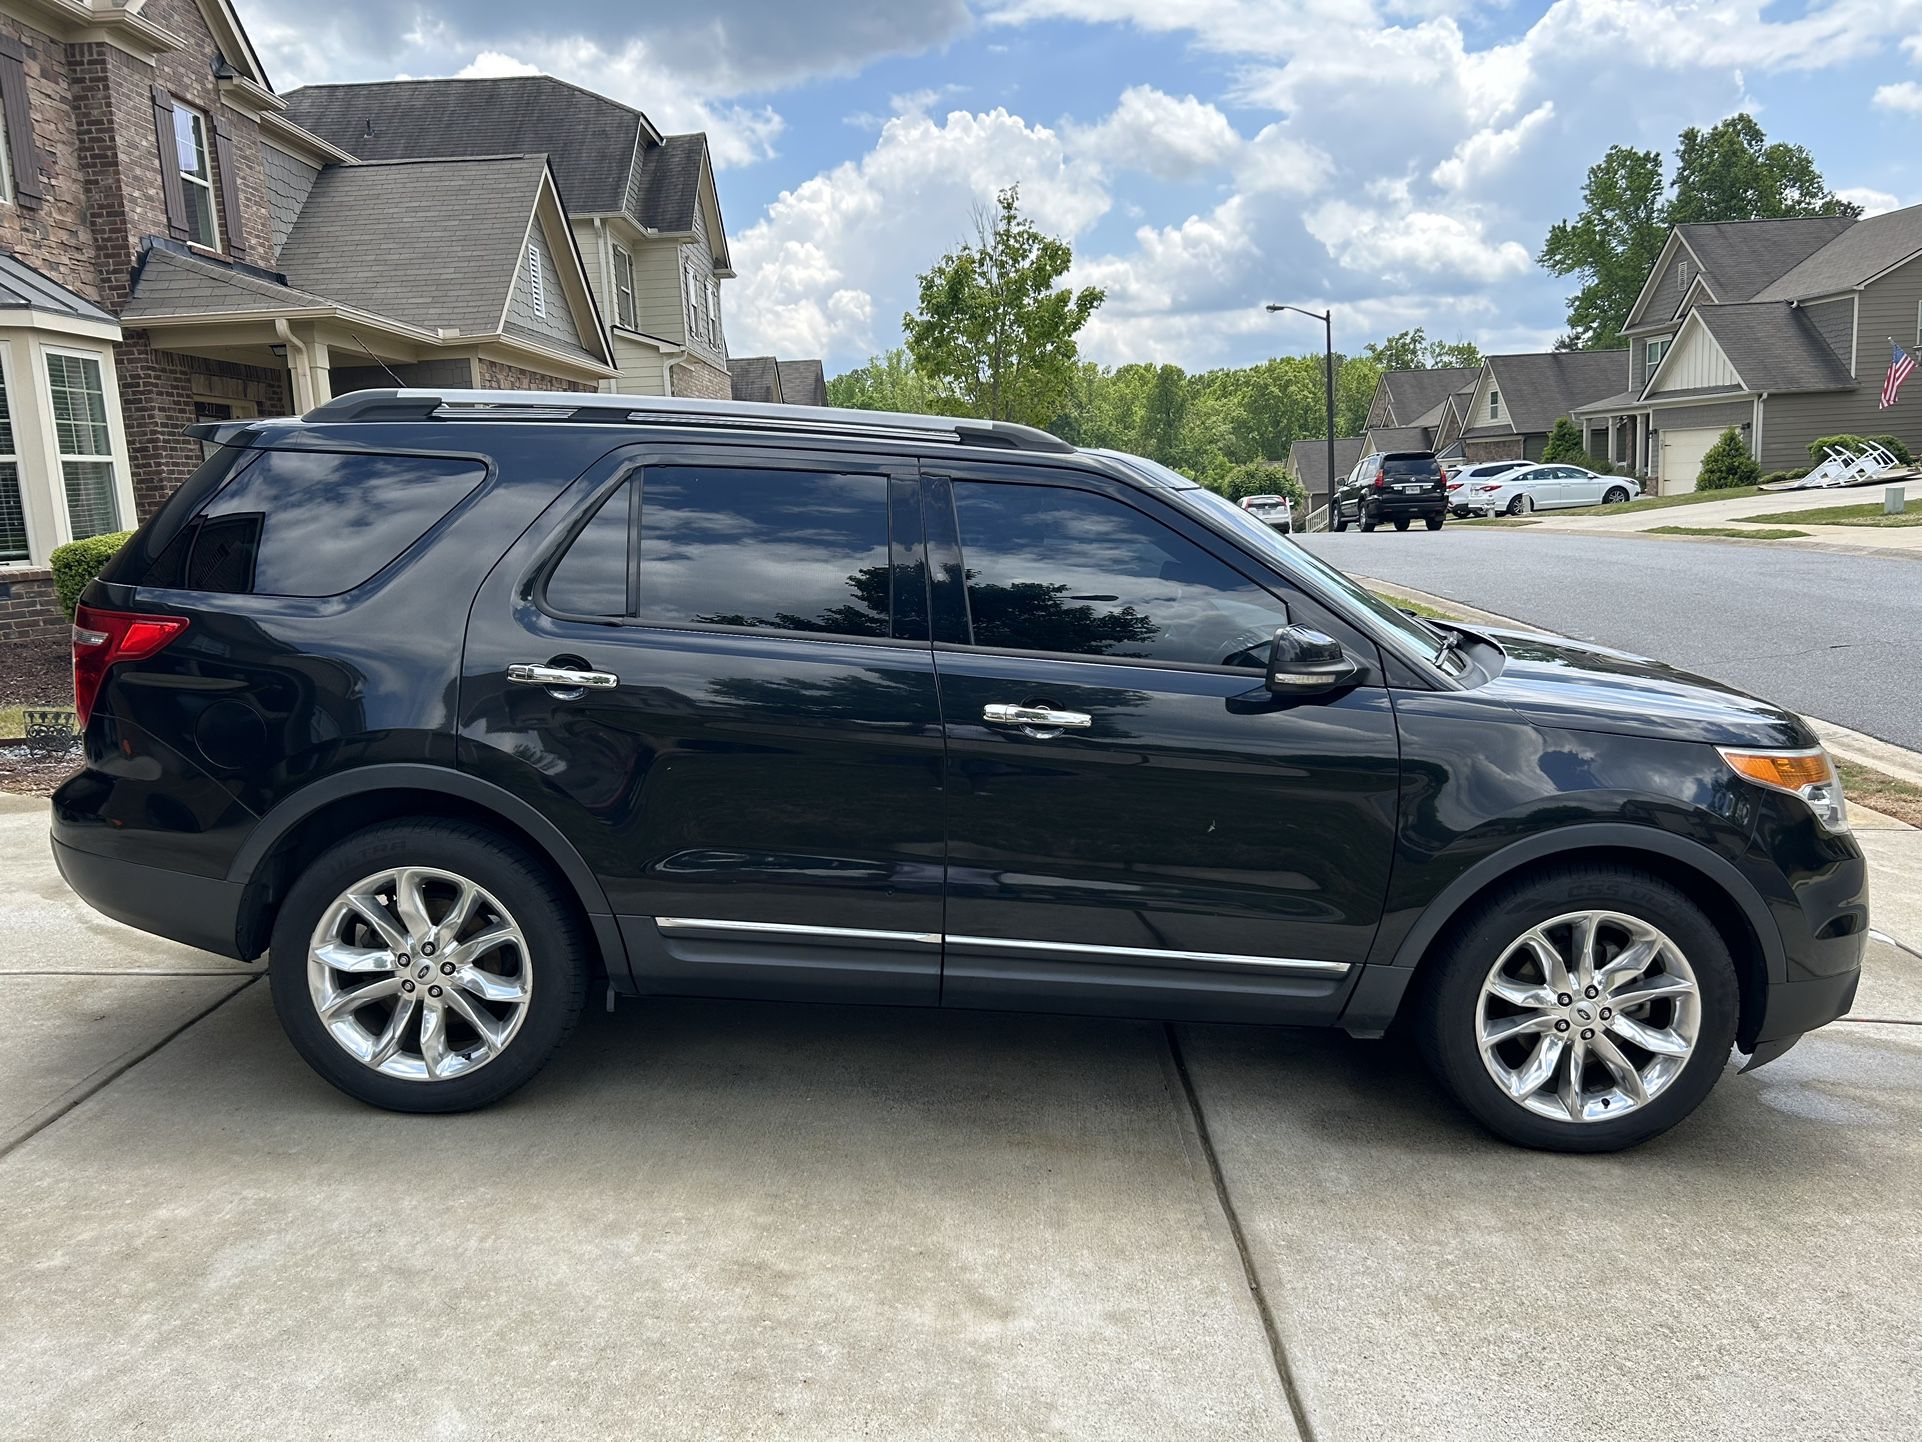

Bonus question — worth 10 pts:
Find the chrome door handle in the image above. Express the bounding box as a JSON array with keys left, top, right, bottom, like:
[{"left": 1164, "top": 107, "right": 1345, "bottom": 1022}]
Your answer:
[
  {"left": 984, "top": 703, "right": 1091, "bottom": 729},
  {"left": 507, "top": 663, "right": 619, "bottom": 690}
]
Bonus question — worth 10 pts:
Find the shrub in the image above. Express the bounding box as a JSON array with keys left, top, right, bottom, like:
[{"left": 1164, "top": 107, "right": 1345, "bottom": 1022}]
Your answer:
[
  {"left": 1759, "top": 468, "right": 1809, "bottom": 486},
  {"left": 50, "top": 531, "right": 132, "bottom": 618},
  {"left": 1696, "top": 428, "right": 1761, "bottom": 491},
  {"left": 1209, "top": 461, "right": 1307, "bottom": 511},
  {"left": 1541, "top": 417, "right": 1587, "bottom": 464},
  {"left": 1581, "top": 451, "right": 1618, "bottom": 475},
  {"left": 1808, "top": 433, "right": 1915, "bottom": 466}
]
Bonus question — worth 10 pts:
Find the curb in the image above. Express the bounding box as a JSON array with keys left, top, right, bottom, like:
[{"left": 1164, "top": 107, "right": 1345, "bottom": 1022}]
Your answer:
[
  {"left": 1480, "top": 521, "right": 1922, "bottom": 564},
  {"left": 1355, "top": 573, "right": 1922, "bottom": 783}
]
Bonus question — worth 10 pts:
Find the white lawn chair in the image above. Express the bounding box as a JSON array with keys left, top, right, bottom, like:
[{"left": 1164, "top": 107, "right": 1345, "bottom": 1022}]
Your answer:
[{"left": 1792, "top": 445, "right": 1860, "bottom": 488}]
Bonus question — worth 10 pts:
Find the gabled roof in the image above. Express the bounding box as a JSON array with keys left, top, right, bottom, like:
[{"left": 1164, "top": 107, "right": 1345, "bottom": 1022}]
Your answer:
[
  {"left": 1753, "top": 202, "right": 1922, "bottom": 300},
  {"left": 284, "top": 77, "right": 656, "bottom": 217},
  {"left": 1377, "top": 366, "right": 1481, "bottom": 426},
  {"left": 276, "top": 155, "right": 554, "bottom": 340},
  {"left": 776, "top": 359, "right": 827, "bottom": 408},
  {"left": 631, "top": 133, "right": 711, "bottom": 235},
  {"left": 730, "top": 355, "right": 784, "bottom": 404},
  {"left": 1673, "top": 217, "right": 1854, "bottom": 304},
  {"left": 1483, "top": 350, "right": 1629, "bottom": 434},
  {"left": 1690, "top": 303, "right": 1856, "bottom": 393},
  {"left": 1366, "top": 425, "right": 1431, "bottom": 453},
  {"left": 1287, "top": 435, "right": 1365, "bottom": 493}
]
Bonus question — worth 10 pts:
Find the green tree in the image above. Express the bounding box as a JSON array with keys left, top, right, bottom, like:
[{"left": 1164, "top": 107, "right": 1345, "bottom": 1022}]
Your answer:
[
  {"left": 1365, "top": 328, "right": 1483, "bottom": 372},
  {"left": 903, "top": 185, "right": 1105, "bottom": 426},
  {"left": 1207, "top": 461, "right": 1306, "bottom": 510},
  {"left": 1539, "top": 145, "right": 1668, "bottom": 351},
  {"left": 827, "top": 348, "right": 948, "bottom": 413},
  {"left": 1667, "top": 114, "right": 1861, "bottom": 226},
  {"left": 1541, "top": 417, "right": 1587, "bottom": 463},
  {"left": 1696, "top": 427, "right": 1761, "bottom": 491}
]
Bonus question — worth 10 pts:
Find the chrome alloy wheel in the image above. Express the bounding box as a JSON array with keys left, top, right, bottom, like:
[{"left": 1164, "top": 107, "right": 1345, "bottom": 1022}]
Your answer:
[
  {"left": 1476, "top": 910, "right": 1702, "bottom": 1124},
  {"left": 307, "top": 867, "right": 532, "bottom": 1082}
]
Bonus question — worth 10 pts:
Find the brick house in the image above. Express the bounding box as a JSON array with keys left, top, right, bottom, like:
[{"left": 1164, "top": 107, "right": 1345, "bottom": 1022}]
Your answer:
[{"left": 0, "top": 0, "right": 614, "bottom": 637}]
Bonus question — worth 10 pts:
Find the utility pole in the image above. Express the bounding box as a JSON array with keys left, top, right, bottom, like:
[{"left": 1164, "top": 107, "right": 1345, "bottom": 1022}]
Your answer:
[{"left": 1266, "top": 303, "right": 1336, "bottom": 526}]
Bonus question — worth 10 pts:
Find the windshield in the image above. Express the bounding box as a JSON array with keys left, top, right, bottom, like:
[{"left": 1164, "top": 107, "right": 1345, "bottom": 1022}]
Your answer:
[{"left": 1177, "top": 486, "right": 1454, "bottom": 662}]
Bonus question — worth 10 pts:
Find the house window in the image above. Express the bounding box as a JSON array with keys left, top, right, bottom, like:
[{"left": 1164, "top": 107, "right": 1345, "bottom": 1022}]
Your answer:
[
  {"left": 1488, "top": 388, "right": 1502, "bottom": 421},
  {"left": 686, "top": 260, "right": 704, "bottom": 340},
  {"left": 612, "top": 244, "right": 637, "bottom": 330},
  {"left": 0, "top": 101, "right": 13, "bottom": 206},
  {"left": 1645, "top": 337, "right": 1670, "bottom": 384},
  {"left": 0, "top": 361, "right": 24, "bottom": 561},
  {"left": 706, "top": 279, "right": 721, "bottom": 345},
  {"left": 172, "top": 103, "right": 219, "bottom": 249},
  {"left": 526, "top": 242, "right": 547, "bottom": 320},
  {"left": 46, "top": 352, "right": 120, "bottom": 539}
]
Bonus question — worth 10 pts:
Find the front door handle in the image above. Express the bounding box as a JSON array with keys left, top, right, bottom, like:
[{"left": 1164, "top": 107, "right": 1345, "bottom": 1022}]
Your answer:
[
  {"left": 984, "top": 703, "right": 1091, "bottom": 730},
  {"left": 508, "top": 663, "right": 619, "bottom": 690}
]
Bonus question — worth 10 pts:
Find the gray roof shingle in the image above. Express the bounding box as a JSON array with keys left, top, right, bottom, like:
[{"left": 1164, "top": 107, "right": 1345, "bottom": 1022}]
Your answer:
[
  {"left": 0, "top": 251, "right": 116, "bottom": 327},
  {"left": 1693, "top": 302, "right": 1855, "bottom": 392},
  {"left": 276, "top": 155, "right": 548, "bottom": 337},
  {"left": 729, "top": 355, "right": 783, "bottom": 403},
  {"left": 630, "top": 133, "right": 711, "bottom": 234},
  {"left": 776, "top": 359, "right": 828, "bottom": 408},
  {"left": 1752, "top": 203, "right": 1922, "bottom": 301},
  {"left": 284, "top": 77, "right": 644, "bottom": 215},
  {"left": 1676, "top": 216, "right": 1855, "bottom": 303},
  {"left": 122, "top": 246, "right": 338, "bottom": 322},
  {"left": 1379, "top": 366, "right": 1481, "bottom": 426},
  {"left": 1484, "top": 350, "right": 1630, "bottom": 434},
  {"left": 1287, "top": 435, "right": 1365, "bottom": 494},
  {"left": 1366, "top": 425, "right": 1431, "bottom": 453}
]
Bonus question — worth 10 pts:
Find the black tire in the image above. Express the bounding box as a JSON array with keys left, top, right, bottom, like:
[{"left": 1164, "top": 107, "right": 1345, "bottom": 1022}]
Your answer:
[
  {"left": 1331, "top": 506, "right": 1348, "bottom": 532},
  {"left": 1424, "top": 514, "right": 1445, "bottom": 531},
  {"left": 1603, "top": 486, "right": 1630, "bottom": 505},
  {"left": 1506, "top": 494, "right": 1529, "bottom": 516},
  {"left": 1413, "top": 864, "right": 1739, "bottom": 1152},
  {"left": 1360, "top": 514, "right": 1378, "bottom": 532},
  {"left": 1392, "top": 517, "right": 1410, "bottom": 532},
  {"left": 269, "top": 819, "right": 590, "bottom": 1113}
]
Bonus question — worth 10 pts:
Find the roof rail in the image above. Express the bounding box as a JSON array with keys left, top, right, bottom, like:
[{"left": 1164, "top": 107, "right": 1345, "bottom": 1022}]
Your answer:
[{"left": 302, "top": 388, "right": 1077, "bottom": 454}]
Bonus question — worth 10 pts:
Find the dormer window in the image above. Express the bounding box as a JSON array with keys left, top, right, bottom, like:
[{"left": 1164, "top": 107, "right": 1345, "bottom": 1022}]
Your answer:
[
  {"left": 1488, "top": 388, "right": 1502, "bottom": 422},
  {"left": 612, "top": 244, "right": 637, "bottom": 330}
]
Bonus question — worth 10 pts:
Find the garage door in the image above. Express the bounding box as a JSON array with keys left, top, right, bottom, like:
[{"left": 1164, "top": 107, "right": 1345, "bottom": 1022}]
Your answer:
[{"left": 1658, "top": 427, "right": 1722, "bottom": 494}]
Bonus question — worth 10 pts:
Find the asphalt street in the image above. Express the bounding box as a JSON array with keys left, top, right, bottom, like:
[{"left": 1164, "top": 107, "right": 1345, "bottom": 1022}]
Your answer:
[{"left": 1302, "top": 528, "right": 1922, "bottom": 750}]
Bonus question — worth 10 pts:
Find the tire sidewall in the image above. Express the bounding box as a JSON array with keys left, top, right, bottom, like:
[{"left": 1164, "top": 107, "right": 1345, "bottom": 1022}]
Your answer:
[
  {"left": 1422, "top": 869, "right": 1739, "bottom": 1152},
  {"left": 268, "top": 822, "right": 587, "bottom": 1112}
]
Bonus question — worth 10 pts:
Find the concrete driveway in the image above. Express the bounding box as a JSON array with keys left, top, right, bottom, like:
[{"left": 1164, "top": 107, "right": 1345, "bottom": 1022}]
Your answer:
[{"left": 3, "top": 794, "right": 1920, "bottom": 1440}]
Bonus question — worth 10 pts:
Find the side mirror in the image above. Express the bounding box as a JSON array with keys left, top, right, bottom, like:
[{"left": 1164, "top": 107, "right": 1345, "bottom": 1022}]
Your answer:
[{"left": 1266, "top": 626, "right": 1360, "bottom": 697}]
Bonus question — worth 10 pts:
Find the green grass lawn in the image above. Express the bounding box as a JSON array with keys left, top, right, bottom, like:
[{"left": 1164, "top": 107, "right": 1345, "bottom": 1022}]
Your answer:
[
  {"left": 0, "top": 703, "right": 74, "bottom": 740},
  {"left": 1554, "top": 484, "right": 1762, "bottom": 517},
  {"left": 1740, "top": 496, "right": 1922, "bottom": 528},
  {"left": 1370, "top": 589, "right": 1464, "bottom": 622},
  {"left": 1647, "top": 525, "right": 1809, "bottom": 540}
]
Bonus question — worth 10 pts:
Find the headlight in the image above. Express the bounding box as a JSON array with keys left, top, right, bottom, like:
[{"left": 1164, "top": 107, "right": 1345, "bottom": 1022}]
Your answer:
[{"left": 1719, "top": 747, "right": 1850, "bottom": 833}]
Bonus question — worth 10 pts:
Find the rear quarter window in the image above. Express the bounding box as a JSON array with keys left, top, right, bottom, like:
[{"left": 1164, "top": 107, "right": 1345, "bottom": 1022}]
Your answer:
[{"left": 132, "top": 449, "right": 486, "bottom": 598}]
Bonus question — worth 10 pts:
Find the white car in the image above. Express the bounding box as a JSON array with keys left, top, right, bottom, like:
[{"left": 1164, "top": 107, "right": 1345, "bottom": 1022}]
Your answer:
[
  {"left": 1446, "top": 460, "right": 1530, "bottom": 515},
  {"left": 1459, "top": 464, "right": 1641, "bottom": 516},
  {"left": 1239, "top": 493, "right": 1293, "bottom": 533}
]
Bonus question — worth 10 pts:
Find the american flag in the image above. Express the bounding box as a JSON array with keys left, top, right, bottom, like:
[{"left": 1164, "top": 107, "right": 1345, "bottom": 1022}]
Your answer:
[{"left": 1883, "top": 341, "right": 1916, "bottom": 409}]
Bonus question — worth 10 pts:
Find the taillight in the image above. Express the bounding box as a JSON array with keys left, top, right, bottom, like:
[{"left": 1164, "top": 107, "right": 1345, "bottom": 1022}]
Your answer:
[
  {"left": 72, "top": 604, "right": 188, "bottom": 728},
  {"left": 1373, "top": 469, "right": 1386, "bottom": 488},
  {"left": 1446, "top": 482, "right": 1461, "bottom": 491}
]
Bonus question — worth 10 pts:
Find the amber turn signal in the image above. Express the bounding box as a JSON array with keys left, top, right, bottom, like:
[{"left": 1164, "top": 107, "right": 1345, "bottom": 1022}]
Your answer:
[{"left": 1719, "top": 749, "right": 1834, "bottom": 792}]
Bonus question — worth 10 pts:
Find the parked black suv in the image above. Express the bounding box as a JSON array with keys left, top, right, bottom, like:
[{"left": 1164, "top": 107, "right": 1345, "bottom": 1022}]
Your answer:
[
  {"left": 52, "top": 391, "right": 1866, "bottom": 1150},
  {"left": 1333, "top": 451, "right": 1448, "bottom": 532}
]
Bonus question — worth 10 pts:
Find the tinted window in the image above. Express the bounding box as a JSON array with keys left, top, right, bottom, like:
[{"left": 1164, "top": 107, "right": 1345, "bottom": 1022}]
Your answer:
[
  {"left": 545, "top": 481, "right": 633, "bottom": 617},
  {"left": 141, "top": 449, "right": 485, "bottom": 597},
  {"left": 953, "top": 482, "right": 1288, "bottom": 668},
  {"left": 639, "top": 466, "right": 890, "bottom": 637},
  {"left": 1382, "top": 456, "right": 1440, "bottom": 477}
]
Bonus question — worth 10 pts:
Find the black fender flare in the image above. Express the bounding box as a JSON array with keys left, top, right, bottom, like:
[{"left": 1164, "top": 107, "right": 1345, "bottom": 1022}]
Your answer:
[
  {"left": 1373, "top": 822, "right": 1785, "bottom": 983},
  {"left": 227, "top": 763, "right": 617, "bottom": 920}
]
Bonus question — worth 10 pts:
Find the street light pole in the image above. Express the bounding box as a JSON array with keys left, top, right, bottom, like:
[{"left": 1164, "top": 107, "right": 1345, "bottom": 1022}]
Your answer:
[{"left": 1266, "top": 303, "right": 1336, "bottom": 526}]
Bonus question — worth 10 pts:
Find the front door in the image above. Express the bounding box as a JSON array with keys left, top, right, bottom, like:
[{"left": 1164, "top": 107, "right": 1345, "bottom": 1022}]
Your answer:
[
  {"left": 460, "top": 447, "right": 946, "bottom": 1004},
  {"left": 924, "top": 465, "right": 1402, "bottom": 1024}
]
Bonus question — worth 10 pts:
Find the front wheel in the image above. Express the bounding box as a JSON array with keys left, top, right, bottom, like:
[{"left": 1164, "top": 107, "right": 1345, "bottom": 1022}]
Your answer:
[
  {"left": 269, "top": 820, "right": 590, "bottom": 1112},
  {"left": 1331, "top": 506, "right": 1348, "bottom": 533},
  {"left": 1414, "top": 865, "right": 1738, "bottom": 1152},
  {"left": 1425, "top": 514, "right": 1445, "bottom": 531},
  {"left": 1603, "top": 486, "right": 1630, "bottom": 505}
]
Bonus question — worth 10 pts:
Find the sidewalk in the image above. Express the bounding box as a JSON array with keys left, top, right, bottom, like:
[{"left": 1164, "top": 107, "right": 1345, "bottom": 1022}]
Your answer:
[{"left": 1516, "top": 483, "right": 1922, "bottom": 559}]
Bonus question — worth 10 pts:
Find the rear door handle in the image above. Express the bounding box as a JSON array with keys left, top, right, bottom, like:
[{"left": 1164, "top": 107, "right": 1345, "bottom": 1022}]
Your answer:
[
  {"left": 507, "top": 663, "right": 619, "bottom": 690},
  {"left": 984, "top": 703, "right": 1091, "bottom": 729}
]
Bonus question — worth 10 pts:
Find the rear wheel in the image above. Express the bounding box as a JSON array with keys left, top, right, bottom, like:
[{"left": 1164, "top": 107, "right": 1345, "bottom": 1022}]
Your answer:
[
  {"left": 1425, "top": 514, "right": 1445, "bottom": 531},
  {"left": 269, "top": 820, "right": 590, "bottom": 1112},
  {"left": 1603, "top": 486, "right": 1631, "bottom": 505},
  {"left": 1360, "top": 511, "right": 1378, "bottom": 532},
  {"left": 1414, "top": 865, "right": 1738, "bottom": 1152}
]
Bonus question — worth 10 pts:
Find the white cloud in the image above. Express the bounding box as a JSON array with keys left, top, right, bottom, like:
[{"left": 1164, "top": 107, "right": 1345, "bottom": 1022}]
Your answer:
[
  {"left": 1836, "top": 185, "right": 1902, "bottom": 214},
  {"left": 1305, "top": 200, "right": 1535, "bottom": 285},
  {"left": 1432, "top": 103, "right": 1557, "bottom": 192},
  {"left": 1067, "top": 85, "right": 1242, "bottom": 179},
  {"left": 725, "top": 108, "right": 1112, "bottom": 359},
  {"left": 1237, "top": 124, "right": 1335, "bottom": 196},
  {"left": 1873, "top": 81, "right": 1922, "bottom": 113}
]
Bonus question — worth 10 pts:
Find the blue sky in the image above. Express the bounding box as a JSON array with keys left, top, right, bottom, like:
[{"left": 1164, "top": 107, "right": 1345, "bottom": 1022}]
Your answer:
[{"left": 247, "top": 0, "right": 1922, "bottom": 375}]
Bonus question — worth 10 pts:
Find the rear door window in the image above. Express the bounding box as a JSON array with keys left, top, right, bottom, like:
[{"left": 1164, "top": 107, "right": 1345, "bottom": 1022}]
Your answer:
[{"left": 138, "top": 449, "right": 485, "bottom": 597}]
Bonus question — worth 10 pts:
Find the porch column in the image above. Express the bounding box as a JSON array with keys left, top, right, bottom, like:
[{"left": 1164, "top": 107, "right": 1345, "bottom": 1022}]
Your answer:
[{"left": 308, "top": 339, "right": 333, "bottom": 406}]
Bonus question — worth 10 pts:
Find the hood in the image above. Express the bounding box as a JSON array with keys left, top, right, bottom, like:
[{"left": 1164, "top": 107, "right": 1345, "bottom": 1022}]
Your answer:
[{"left": 1471, "top": 627, "right": 1813, "bottom": 749}]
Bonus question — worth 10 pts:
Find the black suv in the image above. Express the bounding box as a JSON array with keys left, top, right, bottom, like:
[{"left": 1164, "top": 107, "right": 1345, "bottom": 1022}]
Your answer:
[
  {"left": 1333, "top": 451, "right": 1448, "bottom": 532},
  {"left": 52, "top": 390, "right": 1866, "bottom": 1151}
]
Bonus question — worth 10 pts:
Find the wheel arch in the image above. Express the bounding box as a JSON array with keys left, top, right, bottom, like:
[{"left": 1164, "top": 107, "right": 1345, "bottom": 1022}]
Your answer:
[
  {"left": 1347, "top": 825, "right": 1782, "bottom": 1046},
  {"left": 228, "top": 765, "right": 623, "bottom": 973}
]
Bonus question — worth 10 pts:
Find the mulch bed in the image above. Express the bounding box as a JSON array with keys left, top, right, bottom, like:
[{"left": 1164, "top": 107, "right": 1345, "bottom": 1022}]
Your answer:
[
  {"left": 0, "top": 744, "right": 77, "bottom": 796},
  {"left": 1, "top": 635, "right": 71, "bottom": 709}
]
